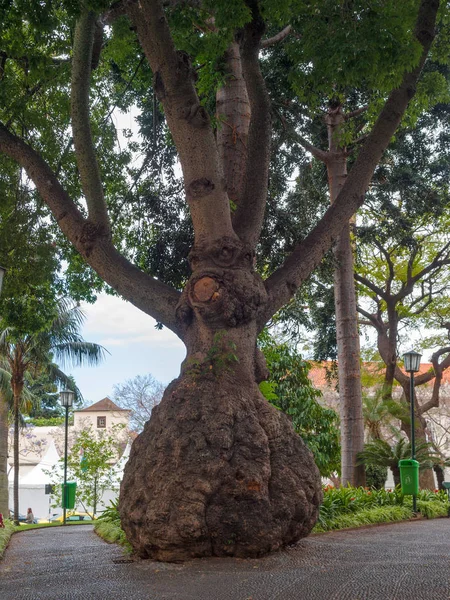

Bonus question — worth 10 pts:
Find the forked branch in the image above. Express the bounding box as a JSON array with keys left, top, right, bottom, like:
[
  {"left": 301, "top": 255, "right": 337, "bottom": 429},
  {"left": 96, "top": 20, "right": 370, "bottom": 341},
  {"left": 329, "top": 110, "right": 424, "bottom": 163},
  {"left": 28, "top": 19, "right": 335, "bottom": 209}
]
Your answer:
[{"left": 126, "top": 0, "right": 234, "bottom": 243}]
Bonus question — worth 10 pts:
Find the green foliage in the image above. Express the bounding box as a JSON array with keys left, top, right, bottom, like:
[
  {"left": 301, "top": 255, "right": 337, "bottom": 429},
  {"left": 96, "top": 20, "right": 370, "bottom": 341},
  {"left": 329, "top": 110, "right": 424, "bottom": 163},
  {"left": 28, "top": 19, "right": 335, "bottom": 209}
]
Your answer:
[
  {"left": 416, "top": 500, "right": 449, "bottom": 519},
  {"left": 314, "top": 505, "right": 413, "bottom": 532},
  {"left": 0, "top": 520, "right": 15, "bottom": 558},
  {"left": 365, "top": 464, "right": 388, "bottom": 490},
  {"left": 45, "top": 426, "right": 124, "bottom": 518},
  {"left": 357, "top": 438, "right": 439, "bottom": 471},
  {"left": 315, "top": 485, "right": 449, "bottom": 531},
  {"left": 259, "top": 334, "right": 340, "bottom": 476},
  {"left": 25, "top": 416, "right": 67, "bottom": 427},
  {"left": 95, "top": 499, "right": 132, "bottom": 552}
]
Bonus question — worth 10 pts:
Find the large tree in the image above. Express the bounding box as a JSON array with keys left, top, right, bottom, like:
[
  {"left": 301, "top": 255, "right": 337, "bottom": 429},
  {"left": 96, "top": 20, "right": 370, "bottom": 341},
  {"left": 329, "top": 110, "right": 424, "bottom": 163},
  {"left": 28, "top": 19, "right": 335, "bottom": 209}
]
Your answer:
[
  {"left": 356, "top": 108, "right": 450, "bottom": 487},
  {"left": 0, "top": 0, "right": 442, "bottom": 559}
]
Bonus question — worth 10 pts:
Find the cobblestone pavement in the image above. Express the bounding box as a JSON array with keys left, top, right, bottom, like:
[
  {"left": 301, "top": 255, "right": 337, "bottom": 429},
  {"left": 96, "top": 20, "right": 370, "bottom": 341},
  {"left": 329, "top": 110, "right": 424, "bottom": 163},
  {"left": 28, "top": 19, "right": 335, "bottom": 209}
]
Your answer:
[{"left": 1, "top": 519, "right": 450, "bottom": 599}]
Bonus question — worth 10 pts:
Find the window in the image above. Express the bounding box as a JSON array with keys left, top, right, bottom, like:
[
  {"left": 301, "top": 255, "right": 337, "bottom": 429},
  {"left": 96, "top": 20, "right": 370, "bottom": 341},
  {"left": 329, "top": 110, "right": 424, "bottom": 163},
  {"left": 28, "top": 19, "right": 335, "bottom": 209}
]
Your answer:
[{"left": 97, "top": 416, "right": 106, "bottom": 428}]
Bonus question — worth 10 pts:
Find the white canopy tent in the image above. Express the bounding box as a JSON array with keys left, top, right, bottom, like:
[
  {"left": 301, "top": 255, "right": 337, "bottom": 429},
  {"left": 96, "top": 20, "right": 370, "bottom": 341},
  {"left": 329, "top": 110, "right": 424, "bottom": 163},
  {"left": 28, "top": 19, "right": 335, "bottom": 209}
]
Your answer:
[{"left": 9, "top": 441, "right": 62, "bottom": 521}]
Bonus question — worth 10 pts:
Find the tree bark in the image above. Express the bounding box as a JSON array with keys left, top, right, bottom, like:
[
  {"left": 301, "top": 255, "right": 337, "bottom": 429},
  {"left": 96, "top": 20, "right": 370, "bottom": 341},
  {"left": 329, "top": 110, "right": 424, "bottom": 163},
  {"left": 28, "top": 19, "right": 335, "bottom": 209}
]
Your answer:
[
  {"left": 12, "top": 381, "right": 23, "bottom": 526},
  {"left": 0, "top": 396, "right": 9, "bottom": 517},
  {"left": 392, "top": 465, "right": 401, "bottom": 488},
  {"left": 216, "top": 41, "right": 250, "bottom": 207},
  {"left": 326, "top": 105, "right": 365, "bottom": 487},
  {"left": 119, "top": 238, "right": 322, "bottom": 560}
]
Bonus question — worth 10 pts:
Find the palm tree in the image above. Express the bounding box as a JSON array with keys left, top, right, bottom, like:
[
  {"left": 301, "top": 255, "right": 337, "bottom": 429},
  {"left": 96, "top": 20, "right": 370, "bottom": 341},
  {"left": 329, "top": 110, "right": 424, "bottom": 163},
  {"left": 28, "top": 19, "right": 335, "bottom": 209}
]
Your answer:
[
  {"left": 0, "top": 299, "right": 106, "bottom": 525},
  {"left": 357, "top": 438, "right": 439, "bottom": 487}
]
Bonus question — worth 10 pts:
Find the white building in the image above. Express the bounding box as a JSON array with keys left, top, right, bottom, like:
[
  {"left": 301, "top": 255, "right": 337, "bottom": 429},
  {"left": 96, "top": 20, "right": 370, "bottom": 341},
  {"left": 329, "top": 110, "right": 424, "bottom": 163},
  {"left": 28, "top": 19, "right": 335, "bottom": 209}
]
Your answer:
[
  {"left": 74, "top": 397, "right": 131, "bottom": 432},
  {"left": 7, "top": 398, "right": 133, "bottom": 520}
]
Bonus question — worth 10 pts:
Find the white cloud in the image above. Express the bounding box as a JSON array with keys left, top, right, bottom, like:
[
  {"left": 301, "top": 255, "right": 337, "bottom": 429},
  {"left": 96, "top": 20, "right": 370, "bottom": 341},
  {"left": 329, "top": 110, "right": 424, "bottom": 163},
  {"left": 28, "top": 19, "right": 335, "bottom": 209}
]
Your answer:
[{"left": 80, "top": 293, "right": 183, "bottom": 349}]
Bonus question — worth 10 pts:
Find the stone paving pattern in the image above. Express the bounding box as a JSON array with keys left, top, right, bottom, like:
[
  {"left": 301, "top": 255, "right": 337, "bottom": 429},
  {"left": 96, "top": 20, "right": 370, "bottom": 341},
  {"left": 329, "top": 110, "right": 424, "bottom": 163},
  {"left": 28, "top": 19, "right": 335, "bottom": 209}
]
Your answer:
[{"left": 0, "top": 519, "right": 449, "bottom": 599}]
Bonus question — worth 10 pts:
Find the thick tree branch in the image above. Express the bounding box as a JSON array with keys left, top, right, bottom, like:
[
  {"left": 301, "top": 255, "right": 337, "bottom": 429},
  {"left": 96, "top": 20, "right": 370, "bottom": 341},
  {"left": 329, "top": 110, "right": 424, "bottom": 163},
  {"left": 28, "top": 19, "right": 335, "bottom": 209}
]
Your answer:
[
  {"left": 0, "top": 123, "right": 182, "bottom": 336},
  {"left": 261, "top": 0, "right": 439, "bottom": 327},
  {"left": 71, "top": 10, "right": 110, "bottom": 232},
  {"left": 261, "top": 25, "right": 292, "bottom": 48},
  {"left": 127, "top": 0, "right": 234, "bottom": 244},
  {"left": 344, "top": 105, "right": 368, "bottom": 121},
  {"left": 233, "top": 2, "right": 271, "bottom": 248},
  {"left": 357, "top": 306, "right": 381, "bottom": 330},
  {"left": 354, "top": 273, "right": 387, "bottom": 301},
  {"left": 290, "top": 131, "right": 330, "bottom": 163},
  {"left": 216, "top": 41, "right": 250, "bottom": 207}
]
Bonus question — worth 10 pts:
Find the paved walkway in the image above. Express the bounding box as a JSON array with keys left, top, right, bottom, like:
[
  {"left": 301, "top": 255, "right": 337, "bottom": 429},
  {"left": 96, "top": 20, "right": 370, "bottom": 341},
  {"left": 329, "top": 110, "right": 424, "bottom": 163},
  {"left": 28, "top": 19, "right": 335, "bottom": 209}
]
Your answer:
[{"left": 1, "top": 520, "right": 450, "bottom": 599}]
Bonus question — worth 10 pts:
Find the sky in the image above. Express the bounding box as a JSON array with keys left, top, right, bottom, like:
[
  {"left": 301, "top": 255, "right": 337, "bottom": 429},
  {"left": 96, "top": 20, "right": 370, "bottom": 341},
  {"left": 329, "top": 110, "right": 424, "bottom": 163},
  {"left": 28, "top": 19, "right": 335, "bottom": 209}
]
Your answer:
[{"left": 69, "top": 293, "right": 186, "bottom": 405}]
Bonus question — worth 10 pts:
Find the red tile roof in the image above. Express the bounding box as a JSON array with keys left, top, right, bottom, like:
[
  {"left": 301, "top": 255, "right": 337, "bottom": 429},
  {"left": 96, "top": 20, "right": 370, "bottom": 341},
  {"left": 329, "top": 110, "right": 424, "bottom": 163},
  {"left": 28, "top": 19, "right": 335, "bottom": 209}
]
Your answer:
[
  {"left": 75, "top": 397, "right": 131, "bottom": 412},
  {"left": 308, "top": 361, "right": 450, "bottom": 389}
]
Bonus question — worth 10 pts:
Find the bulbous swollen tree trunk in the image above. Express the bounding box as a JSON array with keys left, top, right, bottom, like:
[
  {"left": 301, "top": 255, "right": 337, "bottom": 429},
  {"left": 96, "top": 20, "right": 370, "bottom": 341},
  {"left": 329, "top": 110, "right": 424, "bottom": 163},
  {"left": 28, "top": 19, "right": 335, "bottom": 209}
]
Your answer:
[{"left": 120, "top": 239, "right": 322, "bottom": 561}]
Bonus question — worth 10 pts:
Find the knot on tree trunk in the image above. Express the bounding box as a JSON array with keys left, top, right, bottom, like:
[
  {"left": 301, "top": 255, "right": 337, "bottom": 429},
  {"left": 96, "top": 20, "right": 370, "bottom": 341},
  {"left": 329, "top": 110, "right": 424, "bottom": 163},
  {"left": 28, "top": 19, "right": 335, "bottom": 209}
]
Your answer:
[
  {"left": 186, "top": 269, "right": 266, "bottom": 328},
  {"left": 189, "top": 237, "right": 254, "bottom": 271}
]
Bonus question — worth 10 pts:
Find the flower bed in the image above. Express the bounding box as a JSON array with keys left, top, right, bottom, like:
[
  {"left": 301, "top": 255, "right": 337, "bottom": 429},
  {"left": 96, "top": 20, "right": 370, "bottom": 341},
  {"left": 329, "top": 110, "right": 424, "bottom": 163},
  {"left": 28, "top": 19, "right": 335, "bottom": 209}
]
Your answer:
[{"left": 314, "top": 486, "right": 449, "bottom": 532}]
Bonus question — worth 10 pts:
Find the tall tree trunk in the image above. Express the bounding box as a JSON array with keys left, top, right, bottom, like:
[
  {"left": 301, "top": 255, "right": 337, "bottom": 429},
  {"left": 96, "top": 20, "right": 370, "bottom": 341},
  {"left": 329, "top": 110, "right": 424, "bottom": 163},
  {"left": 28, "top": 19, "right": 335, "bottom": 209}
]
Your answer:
[
  {"left": 434, "top": 465, "right": 444, "bottom": 490},
  {"left": 119, "top": 239, "right": 322, "bottom": 560},
  {"left": 326, "top": 105, "right": 365, "bottom": 487},
  {"left": 12, "top": 383, "right": 22, "bottom": 526},
  {"left": 0, "top": 396, "right": 9, "bottom": 517},
  {"left": 391, "top": 465, "right": 401, "bottom": 487}
]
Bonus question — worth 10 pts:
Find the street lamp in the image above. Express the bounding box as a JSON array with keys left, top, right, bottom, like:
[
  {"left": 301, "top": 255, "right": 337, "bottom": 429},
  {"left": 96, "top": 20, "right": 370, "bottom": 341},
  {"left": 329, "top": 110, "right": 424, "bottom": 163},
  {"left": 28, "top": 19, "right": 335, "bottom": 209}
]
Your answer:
[
  {"left": 403, "top": 349, "right": 422, "bottom": 512},
  {"left": 60, "top": 389, "right": 75, "bottom": 525}
]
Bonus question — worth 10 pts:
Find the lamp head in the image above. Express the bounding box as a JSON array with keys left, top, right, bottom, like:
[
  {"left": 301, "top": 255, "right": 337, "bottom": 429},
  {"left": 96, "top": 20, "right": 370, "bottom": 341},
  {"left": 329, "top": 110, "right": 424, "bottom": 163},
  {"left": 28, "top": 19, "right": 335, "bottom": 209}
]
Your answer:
[
  {"left": 403, "top": 350, "right": 422, "bottom": 373},
  {"left": 60, "top": 389, "right": 75, "bottom": 408}
]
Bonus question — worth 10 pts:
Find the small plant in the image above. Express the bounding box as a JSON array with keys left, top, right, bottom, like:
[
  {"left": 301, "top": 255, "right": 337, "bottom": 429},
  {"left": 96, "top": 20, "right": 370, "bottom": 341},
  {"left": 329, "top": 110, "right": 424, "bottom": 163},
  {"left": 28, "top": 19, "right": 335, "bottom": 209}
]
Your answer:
[
  {"left": 95, "top": 500, "right": 132, "bottom": 553},
  {"left": 187, "top": 330, "right": 239, "bottom": 378},
  {"left": 0, "top": 520, "right": 15, "bottom": 558}
]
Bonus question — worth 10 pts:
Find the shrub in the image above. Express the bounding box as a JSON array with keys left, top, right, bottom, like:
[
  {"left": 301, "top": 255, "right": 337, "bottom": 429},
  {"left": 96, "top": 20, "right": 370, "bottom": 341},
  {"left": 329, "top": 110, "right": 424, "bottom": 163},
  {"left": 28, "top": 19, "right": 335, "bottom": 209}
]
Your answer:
[
  {"left": 95, "top": 500, "right": 131, "bottom": 553},
  {"left": 0, "top": 520, "right": 16, "bottom": 558},
  {"left": 316, "top": 485, "right": 449, "bottom": 532},
  {"left": 365, "top": 464, "right": 388, "bottom": 489}
]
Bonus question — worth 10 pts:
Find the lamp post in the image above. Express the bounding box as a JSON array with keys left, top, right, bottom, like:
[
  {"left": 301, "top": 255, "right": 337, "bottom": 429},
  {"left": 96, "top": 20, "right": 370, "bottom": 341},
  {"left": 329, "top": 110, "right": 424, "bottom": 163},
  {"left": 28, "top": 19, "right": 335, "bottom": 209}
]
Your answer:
[
  {"left": 402, "top": 349, "right": 422, "bottom": 512},
  {"left": 60, "top": 389, "right": 75, "bottom": 525}
]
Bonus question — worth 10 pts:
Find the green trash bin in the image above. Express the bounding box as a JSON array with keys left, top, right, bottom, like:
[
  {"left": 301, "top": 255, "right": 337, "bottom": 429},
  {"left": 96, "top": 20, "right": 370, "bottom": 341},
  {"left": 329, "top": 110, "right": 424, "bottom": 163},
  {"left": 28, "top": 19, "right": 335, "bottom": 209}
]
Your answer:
[
  {"left": 399, "top": 459, "right": 419, "bottom": 496},
  {"left": 61, "top": 482, "right": 77, "bottom": 509}
]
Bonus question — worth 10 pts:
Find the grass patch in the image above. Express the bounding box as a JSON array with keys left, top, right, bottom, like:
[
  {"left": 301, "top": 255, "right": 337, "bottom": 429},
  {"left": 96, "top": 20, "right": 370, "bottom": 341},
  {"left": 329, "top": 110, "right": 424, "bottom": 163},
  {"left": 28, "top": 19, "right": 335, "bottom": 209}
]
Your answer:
[
  {"left": 94, "top": 520, "right": 132, "bottom": 554},
  {"left": 0, "top": 521, "right": 16, "bottom": 558},
  {"left": 313, "top": 505, "right": 413, "bottom": 532},
  {"left": 417, "top": 500, "right": 450, "bottom": 519},
  {"left": 314, "top": 485, "right": 449, "bottom": 533}
]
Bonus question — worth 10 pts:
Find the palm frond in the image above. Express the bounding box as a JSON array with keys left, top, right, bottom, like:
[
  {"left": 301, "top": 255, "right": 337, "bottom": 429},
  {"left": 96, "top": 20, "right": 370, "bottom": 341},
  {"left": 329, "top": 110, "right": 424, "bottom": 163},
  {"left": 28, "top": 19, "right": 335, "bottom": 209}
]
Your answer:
[{"left": 52, "top": 341, "right": 107, "bottom": 369}]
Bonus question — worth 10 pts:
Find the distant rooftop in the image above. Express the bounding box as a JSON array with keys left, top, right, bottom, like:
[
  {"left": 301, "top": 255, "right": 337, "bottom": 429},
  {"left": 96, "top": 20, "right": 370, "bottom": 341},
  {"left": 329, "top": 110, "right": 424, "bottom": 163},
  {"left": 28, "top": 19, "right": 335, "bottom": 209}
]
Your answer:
[
  {"left": 75, "top": 397, "right": 131, "bottom": 413},
  {"left": 308, "top": 361, "right": 450, "bottom": 389}
]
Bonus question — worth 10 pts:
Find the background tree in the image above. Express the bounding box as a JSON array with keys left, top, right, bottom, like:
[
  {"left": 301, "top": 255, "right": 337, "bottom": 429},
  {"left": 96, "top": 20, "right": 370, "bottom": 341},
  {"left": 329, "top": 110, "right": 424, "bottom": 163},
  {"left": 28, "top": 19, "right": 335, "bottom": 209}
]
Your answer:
[
  {"left": 0, "top": 299, "right": 105, "bottom": 524},
  {"left": 357, "top": 438, "right": 438, "bottom": 487},
  {"left": 355, "top": 107, "right": 450, "bottom": 488},
  {"left": 259, "top": 337, "right": 340, "bottom": 477},
  {"left": 45, "top": 425, "right": 123, "bottom": 518},
  {"left": 112, "top": 373, "right": 165, "bottom": 432},
  {"left": 0, "top": 0, "right": 442, "bottom": 558}
]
